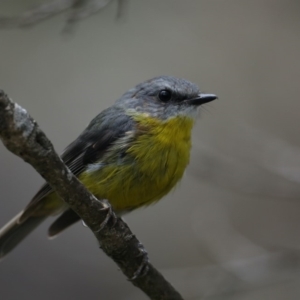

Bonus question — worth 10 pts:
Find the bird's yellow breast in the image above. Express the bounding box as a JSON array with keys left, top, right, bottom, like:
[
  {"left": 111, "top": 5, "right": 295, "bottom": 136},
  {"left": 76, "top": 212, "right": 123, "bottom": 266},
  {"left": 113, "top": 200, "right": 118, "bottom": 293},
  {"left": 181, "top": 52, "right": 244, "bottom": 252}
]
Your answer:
[{"left": 79, "top": 115, "right": 195, "bottom": 212}]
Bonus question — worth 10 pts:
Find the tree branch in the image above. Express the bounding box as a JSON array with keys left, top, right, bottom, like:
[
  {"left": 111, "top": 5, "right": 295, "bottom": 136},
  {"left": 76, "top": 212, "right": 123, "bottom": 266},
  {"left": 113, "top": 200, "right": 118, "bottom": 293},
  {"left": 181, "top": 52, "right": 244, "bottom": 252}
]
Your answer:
[{"left": 0, "top": 89, "right": 183, "bottom": 300}]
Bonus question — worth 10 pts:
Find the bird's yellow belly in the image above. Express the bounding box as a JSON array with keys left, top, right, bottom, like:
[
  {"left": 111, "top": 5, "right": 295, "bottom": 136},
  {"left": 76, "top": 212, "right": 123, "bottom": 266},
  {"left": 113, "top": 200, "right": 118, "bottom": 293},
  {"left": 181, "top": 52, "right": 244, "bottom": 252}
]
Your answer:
[
  {"left": 79, "top": 116, "right": 194, "bottom": 213},
  {"left": 80, "top": 156, "right": 186, "bottom": 212}
]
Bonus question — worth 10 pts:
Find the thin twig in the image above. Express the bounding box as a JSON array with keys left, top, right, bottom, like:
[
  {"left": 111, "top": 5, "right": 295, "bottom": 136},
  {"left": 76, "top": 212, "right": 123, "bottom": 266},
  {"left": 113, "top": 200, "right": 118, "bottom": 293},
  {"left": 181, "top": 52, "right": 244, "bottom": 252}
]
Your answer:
[{"left": 0, "top": 0, "right": 124, "bottom": 29}]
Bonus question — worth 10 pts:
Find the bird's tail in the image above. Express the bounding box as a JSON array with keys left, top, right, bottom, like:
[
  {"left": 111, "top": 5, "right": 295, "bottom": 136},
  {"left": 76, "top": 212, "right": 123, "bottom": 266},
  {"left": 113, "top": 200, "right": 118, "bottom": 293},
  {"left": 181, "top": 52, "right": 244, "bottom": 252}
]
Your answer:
[{"left": 0, "top": 212, "right": 46, "bottom": 259}]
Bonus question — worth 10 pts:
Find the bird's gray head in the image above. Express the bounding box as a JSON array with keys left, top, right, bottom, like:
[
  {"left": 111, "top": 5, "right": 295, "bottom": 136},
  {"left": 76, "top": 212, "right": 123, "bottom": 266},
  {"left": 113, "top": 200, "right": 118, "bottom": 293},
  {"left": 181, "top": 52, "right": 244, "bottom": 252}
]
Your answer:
[{"left": 116, "top": 76, "right": 217, "bottom": 120}]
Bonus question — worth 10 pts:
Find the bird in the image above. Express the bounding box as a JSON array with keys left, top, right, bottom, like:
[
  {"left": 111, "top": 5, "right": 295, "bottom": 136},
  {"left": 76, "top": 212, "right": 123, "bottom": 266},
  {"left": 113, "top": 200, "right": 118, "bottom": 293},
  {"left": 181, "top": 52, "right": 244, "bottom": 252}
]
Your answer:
[{"left": 0, "top": 76, "right": 217, "bottom": 258}]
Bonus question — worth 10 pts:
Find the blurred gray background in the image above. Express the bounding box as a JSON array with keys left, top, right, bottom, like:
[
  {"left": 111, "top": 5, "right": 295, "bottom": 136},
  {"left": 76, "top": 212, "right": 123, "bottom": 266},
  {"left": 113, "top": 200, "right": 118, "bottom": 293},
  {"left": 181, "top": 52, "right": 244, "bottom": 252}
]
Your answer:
[{"left": 1, "top": 0, "right": 300, "bottom": 299}]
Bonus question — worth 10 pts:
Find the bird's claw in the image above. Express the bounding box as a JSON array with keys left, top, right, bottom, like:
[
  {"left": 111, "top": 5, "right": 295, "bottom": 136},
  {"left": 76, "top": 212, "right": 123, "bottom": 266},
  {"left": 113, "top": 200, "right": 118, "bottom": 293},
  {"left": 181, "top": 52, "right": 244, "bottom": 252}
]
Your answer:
[
  {"left": 95, "top": 202, "right": 117, "bottom": 232},
  {"left": 130, "top": 243, "right": 149, "bottom": 280}
]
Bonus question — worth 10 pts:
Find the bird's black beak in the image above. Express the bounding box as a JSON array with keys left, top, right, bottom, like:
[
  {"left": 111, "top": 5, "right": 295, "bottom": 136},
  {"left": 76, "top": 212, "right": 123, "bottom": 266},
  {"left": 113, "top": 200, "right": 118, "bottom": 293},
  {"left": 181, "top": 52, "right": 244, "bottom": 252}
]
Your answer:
[{"left": 187, "top": 93, "right": 218, "bottom": 106}]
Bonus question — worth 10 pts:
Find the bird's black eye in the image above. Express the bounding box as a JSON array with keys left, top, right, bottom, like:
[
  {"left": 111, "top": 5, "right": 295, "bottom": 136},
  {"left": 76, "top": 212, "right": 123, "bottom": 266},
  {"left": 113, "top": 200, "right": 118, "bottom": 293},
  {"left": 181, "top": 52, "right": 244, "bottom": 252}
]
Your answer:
[{"left": 158, "top": 90, "right": 172, "bottom": 102}]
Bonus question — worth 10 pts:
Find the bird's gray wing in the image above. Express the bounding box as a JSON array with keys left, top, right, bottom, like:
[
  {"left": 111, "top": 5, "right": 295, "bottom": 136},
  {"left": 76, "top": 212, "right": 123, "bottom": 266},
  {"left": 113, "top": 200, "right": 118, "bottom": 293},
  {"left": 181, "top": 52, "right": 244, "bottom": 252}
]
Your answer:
[{"left": 20, "top": 107, "right": 135, "bottom": 220}]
